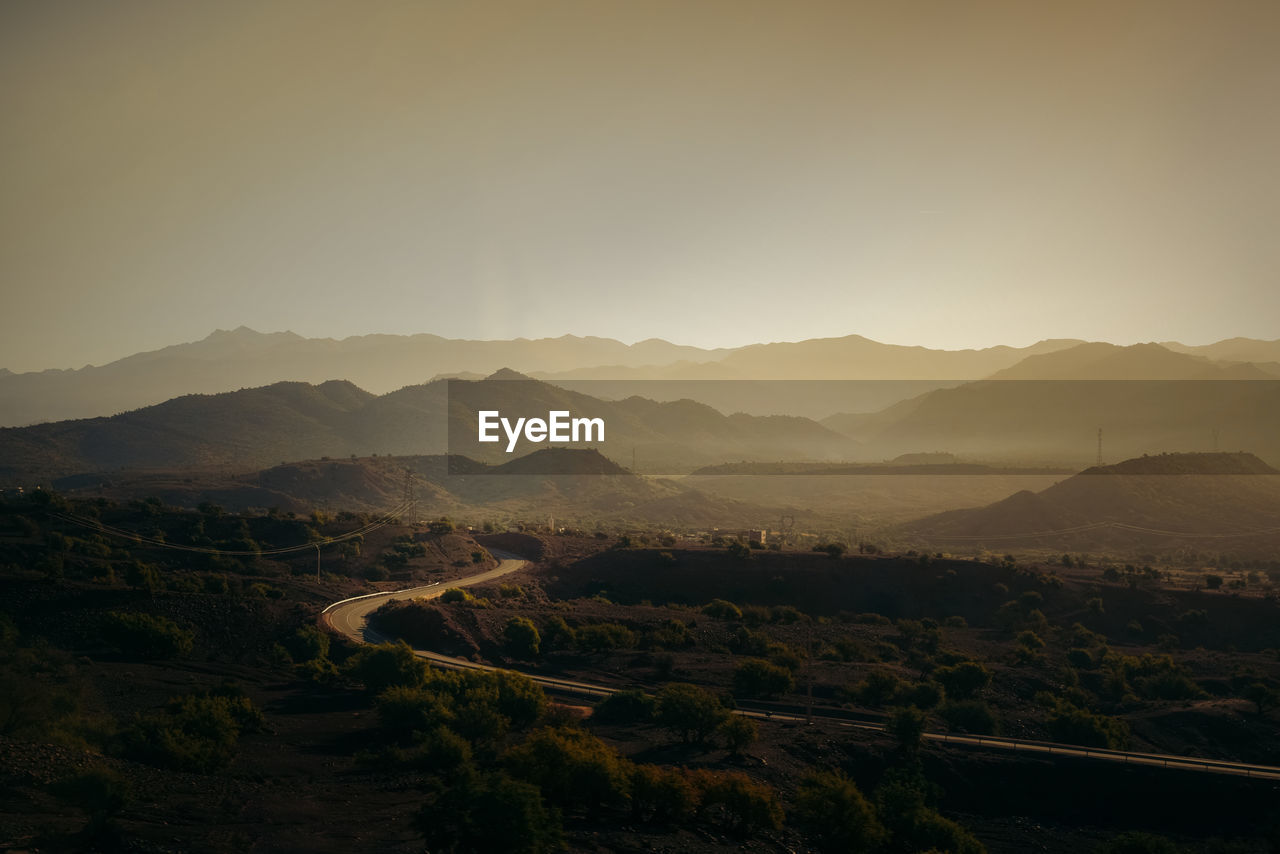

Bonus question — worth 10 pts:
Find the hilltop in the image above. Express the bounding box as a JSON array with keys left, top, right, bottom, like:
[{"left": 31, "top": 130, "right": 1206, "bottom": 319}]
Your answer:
[{"left": 899, "top": 452, "right": 1280, "bottom": 555}]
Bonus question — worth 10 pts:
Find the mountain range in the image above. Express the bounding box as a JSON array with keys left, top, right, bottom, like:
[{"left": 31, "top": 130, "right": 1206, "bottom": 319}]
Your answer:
[
  {"left": 16, "top": 327, "right": 1277, "bottom": 426},
  {"left": 0, "top": 371, "right": 859, "bottom": 482}
]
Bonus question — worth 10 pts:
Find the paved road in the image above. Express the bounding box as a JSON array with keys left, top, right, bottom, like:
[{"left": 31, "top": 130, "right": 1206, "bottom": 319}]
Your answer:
[{"left": 321, "top": 553, "right": 1280, "bottom": 782}]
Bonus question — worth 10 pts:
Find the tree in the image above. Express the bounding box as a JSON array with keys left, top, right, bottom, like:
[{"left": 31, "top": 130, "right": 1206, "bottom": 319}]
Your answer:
[
  {"left": 887, "top": 706, "right": 927, "bottom": 754},
  {"left": 654, "top": 683, "right": 729, "bottom": 744},
  {"left": 851, "top": 670, "right": 901, "bottom": 708},
  {"left": 124, "top": 561, "right": 160, "bottom": 593},
  {"left": 593, "top": 689, "right": 655, "bottom": 725},
  {"left": 503, "top": 617, "right": 541, "bottom": 660},
  {"left": 939, "top": 699, "right": 998, "bottom": 734},
  {"left": 1244, "top": 682, "right": 1279, "bottom": 716},
  {"left": 503, "top": 727, "right": 632, "bottom": 813},
  {"left": 343, "top": 641, "right": 429, "bottom": 694},
  {"left": 933, "top": 661, "right": 991, "bottom": 700},
  {"left": 575, "top": 622, "right": 635, "bottom": 653},
  {"left": 717, "top": 714, "right": 758, "bottom": 755},
  {"left": 630, "top": 764, "right": 697, "bottom": 824},
  {"left": 794, "top": 770, "right": 886, "bottom": 853},
  {"left": 687, "top": 769, "right": 783, "bottom": 835},
  {"left": 101, "top": 612, "right": 194, "bottom": 659},
  {"left": 416, "top": 768, "right": 562, "bottom": 854},
  {"left": 1205, "top": 573, "right": 1224, "bottom": 590},
  {"left": 732, "top": 658, "right": 794, "bottom": 699}
]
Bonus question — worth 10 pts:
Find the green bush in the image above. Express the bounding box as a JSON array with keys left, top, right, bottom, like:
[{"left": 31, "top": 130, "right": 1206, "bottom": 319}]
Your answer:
[
  {"left": 503, "top": 727, "right": 633, "bottom": 812},
  {"left": 687, "top": 768, "right": 783, "bottom": 835},
  {"left": 630, "top": 764, "right": 697, "bottom": 824},
  {"left": 503, "top": 617, "right": 541, "bottom": 660},
  {"left": 100, "top": 612, "right": 194, "bottom": 659},
  {"left": 593, "top": 689, "right": 656, "bottom": 725},
  {"left": 416, "top": 768, "right": 563, "bottom": 854},
  {"left": 795, "top": 770, "right": 886, "bottom": 853},
  {"left": 343, "top": 641, "right": 430, "bottom": 693},
  {"left": 575, "top": 622, "right": 636, "bottom": 653},
  {"left": 732, "top": 658, "right": 794, "bottom": 699},
  {"left": 702, "top": 599, "right": 743, "bottom": 620},
  {"left": 939, "top": 699, "right": 998, "bottom": 734},
  {"left": 654, "top": 683, "right": 730, "bottom": 744},
  {"left": 122, "top": 691, "right": 263, "bottom": 773}
]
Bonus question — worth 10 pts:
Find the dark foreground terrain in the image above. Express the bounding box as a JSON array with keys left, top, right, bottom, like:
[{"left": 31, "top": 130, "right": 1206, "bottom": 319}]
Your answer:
[{"left": 2, "top": 492, "right": 1279, "bottom": 852}]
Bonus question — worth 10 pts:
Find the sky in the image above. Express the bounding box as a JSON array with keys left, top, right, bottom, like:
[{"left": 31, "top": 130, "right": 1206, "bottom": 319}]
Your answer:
[{"left": 2, "top": 0, "right": 1278, "bottom": 372}]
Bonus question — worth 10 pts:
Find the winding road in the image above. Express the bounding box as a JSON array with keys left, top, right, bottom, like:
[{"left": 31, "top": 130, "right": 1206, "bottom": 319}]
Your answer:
[{"left": 321, "top": 553, "right": 1280, "bottom": 782}]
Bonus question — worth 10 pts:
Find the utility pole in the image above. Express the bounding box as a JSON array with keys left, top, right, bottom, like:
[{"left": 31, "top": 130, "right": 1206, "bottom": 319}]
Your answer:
[
  {"left": 1096, "top": 427, "right": 1103, "bottom": 467},
  {"left": 402, "top": 467, "right": 416, "bottom": 521},
  {"left": 315, "top": 542, "right": 322, "bottom": 581}
]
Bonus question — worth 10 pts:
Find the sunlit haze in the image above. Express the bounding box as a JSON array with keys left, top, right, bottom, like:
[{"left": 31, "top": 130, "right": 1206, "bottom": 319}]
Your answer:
[{"left": 2, "top": 0, "right": 1278, "bottom": 371}]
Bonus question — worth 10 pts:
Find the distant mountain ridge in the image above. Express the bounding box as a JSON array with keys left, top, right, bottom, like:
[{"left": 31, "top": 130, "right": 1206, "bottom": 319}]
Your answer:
[
  {"left": 821, "top": 343, "right": 1280, "bottom": 465},
  {"left": 0, "top": 371, "right": 859, "bottom": 482},
  {"left": 0, "top": 327, "right": 1103, "bottom": 426}
]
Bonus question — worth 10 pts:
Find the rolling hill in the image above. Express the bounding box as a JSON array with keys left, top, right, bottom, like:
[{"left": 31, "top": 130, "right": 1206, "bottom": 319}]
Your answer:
[
  {"left": 898, "top": 452, "right": 1280, "bottom": 555},
  {"left": 821, "top": 343, "right": 1280, "bottom": 465},
  {"left": 0, "top": 372, "right": 859, "bottom": 482}
]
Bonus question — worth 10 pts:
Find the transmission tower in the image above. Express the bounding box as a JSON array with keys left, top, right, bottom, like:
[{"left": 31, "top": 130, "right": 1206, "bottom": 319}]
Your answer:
[{"left": 778, "top": 514, "right": 795, "bottom": 549}]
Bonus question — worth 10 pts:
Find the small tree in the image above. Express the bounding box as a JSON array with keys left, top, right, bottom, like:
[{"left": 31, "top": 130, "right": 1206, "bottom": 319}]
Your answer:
[
  {"left": 732, "top": 658, "right": 794, "bottom": 699},
  {"left": 887, "top": 706, "right": 927, "bottom": 754},
  {"left": 795, "top": 770, "right": 886, "bottom": 853},
  {"left": 654, "top": 683, "right": 729, "bottom": 745},
  {"left": 717, "top": 714, "right": 758, "bottom": 755},
  {"left": 503, "top": 617, "right": 541, "bottom": 660}
]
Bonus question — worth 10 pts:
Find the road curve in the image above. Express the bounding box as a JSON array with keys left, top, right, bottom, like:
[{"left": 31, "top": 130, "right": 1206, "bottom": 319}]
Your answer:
[{"left": 320, "top": 553, "right": 1280, "bottom": 782}]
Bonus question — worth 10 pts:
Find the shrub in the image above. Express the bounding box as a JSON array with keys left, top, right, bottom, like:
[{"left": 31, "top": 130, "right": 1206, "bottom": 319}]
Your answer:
[
  {"left": 630, "top": 764, "right": 697, "bottom": 823},
  {"left": 717, "top": 714, "right": 758, "bottom": 754},
  {"left": 939, "top": 699, "right": 998, "bottom": 734},
  {"left": 285, "top": 625, "right": 330, "bottom": 663},
  {"left": 654, "top": 683, "right": 729, "bottom": 744},
  {"left": 503, "top": 617, "right": 541, "bottom": 660},
  {"left": 575, "top": 622, "right": 635, "bottom": 653},
  {"left": 376, "top": 685, "right": 452, "bottom": 740},
  {"left": 795, "top": 770, "right": 886, "bottom": 852},
  {"left": 503, "top": 727, "right": 632, "bottom": 812},
  {"left": 416, "top": 768, "right": 563, "bottom": 854},
  {"left": 540, "top": 616, "right": 576, "bottom": 651},
  {"left": 702, "top": 599, "right": 743, "bottom": 620},
  {"left": 122, "top": 691, "right": 263, "bottom": 773},
  {"left": 343, "top": 641, "right": 430, "bottom": 693},
  {"left": 1047, "top": 699, "right": 1129, "bottom": 749},
  {"left": 100, "top": 612, "right": 194, "bottom": 659},
  {"left": 933, "top": 661, "right": 991, "bottom": 700},
  {"left": 593, "top": 689, "right": 655, "bottom": 725},
  {"left": 687, "top": 769, "right": 783, "bottom": 835},
  {"left": 732, "top": 658, "right": 794, "bottom": 699},
  {"left": 848, "top": 670, "right": 901, "bottom": 708}
]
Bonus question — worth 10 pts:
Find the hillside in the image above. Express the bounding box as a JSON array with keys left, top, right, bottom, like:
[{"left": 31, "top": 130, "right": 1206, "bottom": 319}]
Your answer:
[
  {"left": 0, "top": 372, "right": 859, "bottom": 482},
  {"left": 49, "top": 449, "right": 783, "bottom": 528},
  {"left": 821, "top": 343, "right": 1280, "bottom": 465},
  {"left": 899, "top": 452, "right": 1280, "bottom": 555}
]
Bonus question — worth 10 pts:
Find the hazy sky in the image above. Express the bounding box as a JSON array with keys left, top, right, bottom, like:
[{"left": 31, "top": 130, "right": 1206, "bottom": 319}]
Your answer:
[{"left": 3, "top": 0, "right": 1278, "bottom": 371}]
